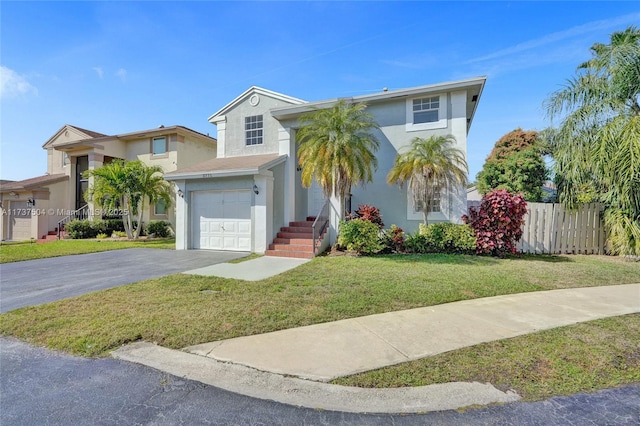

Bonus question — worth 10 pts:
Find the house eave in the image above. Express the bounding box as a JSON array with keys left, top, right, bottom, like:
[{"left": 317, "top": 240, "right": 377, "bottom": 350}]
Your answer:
[
  {"left": 271, "top": 76, "right": 487, "bottom": 121},
  {"left": 165, "top": 154, "right": 287, "bottom": 181}
]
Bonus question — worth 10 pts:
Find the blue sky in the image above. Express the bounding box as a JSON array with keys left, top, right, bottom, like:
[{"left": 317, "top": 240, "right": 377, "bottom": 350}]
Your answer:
[{"left": 1, "top": 1, "right": 639, "bottom": 182}]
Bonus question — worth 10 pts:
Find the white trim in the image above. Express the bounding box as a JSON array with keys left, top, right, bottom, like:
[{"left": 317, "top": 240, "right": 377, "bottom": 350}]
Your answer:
[
  {"left": 405, "top": 93, "right": 447, "bottom": 132},
  {"left": 271, "top": 76, "right": 486, "bottom": 121},
  {"left": 209, "top": 86, "right": 305, "bottom": 123}
]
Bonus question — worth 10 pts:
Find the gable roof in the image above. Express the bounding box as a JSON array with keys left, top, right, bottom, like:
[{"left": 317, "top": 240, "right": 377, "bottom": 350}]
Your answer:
[
  {"left": 42, "top": 124, "right": 108, "bottom": 148},
  {"left": 165, "top": 154, "right": 287, "bottom": 180},
  {"left": 67, "top": 125, "right": 108, "bottom": 139},
  {"left": 43, "top": 125, "right": 217, "bottom": 151},
  {"left": 0, "top": 174, "right": 68, "bottom": 192},
  {"left": 208, "top": 86, "right": 306, "bottom": 123}
]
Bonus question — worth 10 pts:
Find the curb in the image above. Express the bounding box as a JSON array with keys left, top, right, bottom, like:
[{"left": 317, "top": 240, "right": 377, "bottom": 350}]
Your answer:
[{"left": 112, "top": 342, "right": 521, "bottom": 414}]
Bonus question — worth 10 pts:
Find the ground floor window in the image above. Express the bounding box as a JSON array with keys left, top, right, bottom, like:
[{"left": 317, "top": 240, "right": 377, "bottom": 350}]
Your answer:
[{"left": 154, "top": 199, "right": 167, "bottom": 216}]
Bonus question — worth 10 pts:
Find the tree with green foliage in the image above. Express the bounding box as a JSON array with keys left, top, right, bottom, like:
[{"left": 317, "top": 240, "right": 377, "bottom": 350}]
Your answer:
[
  {"left": 296, "top": 100, "right": 380, "bottom": 216},
  {"left": 545, "top": 26, "right": 640, "bottom": 256},
  {"left": 387, "top": 135, "right": 467, "bottom": 224},
  {"left": 476, "top": 128, "right": 548, "bottom": 202},
  {"left": 85, "top": 160, "right": 172, "bottom": 239}
]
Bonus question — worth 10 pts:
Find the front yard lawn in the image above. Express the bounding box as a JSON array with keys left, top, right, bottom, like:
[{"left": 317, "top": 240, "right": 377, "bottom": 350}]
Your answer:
[
  {"left": 0, "top": 239, "right": 175, "bottom": 263},
  {"left": 1, "top": 254, "right": 638, "bottom": 359}
]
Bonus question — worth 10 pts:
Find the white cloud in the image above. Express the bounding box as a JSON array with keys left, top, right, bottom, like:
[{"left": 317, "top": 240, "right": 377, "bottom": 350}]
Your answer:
[
  {"left": 115, "top": 68, "right": 127, "bottom": 82},
  {"left": 92, "top": 67, "right": 104, "bottom": 79},
  {"left": 467, "top": 12, "right": 640, "bottom": 64},
  {"left": 0, "top": 66, "right": 38, "bottom": 99}
]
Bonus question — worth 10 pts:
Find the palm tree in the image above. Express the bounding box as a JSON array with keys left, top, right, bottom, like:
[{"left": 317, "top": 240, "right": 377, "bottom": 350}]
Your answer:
[
  {"left": 85, "top": 160, "right": 171, "bottom": 239},
  {"left": 296, "top": 99, "right": 380, "bottom": 216},
  {"left": 387, "top": 135, "right": 468, "bottom": 224},
  {"left": 545, "top": 26, "right": 640, "bottom": 255},
  {"left": 133, "top": 163, "right": 173, "bottom": 237}
]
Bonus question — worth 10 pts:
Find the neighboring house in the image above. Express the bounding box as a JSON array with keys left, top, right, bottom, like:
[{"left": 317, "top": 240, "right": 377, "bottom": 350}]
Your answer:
[
  {"left": 166, "top": 77, "right": 486, "bottom": 256},
  {"left": 467, "top": 185, "right": 483, "bottom": 201},
  {"left": 0, "top": 125, "right": 217, "bottom": 241}
]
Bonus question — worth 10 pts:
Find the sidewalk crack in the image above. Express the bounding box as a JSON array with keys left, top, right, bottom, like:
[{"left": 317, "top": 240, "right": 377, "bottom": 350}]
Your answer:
[{"left": 354, "top": 319, "right": 410, "bottom": 359}]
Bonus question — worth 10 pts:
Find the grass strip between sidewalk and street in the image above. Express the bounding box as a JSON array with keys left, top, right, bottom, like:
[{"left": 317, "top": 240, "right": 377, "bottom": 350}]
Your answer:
[
  {"left": 0, "top": 239, "right": 175, "bottom": 263},
  {"left": 331, "top": 314, "right": 640, "bottom": 402}
]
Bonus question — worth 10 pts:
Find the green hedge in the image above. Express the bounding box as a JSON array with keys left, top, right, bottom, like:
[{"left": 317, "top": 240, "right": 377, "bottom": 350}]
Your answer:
[
  {"left": 65, "top": 219, "right": 143, "bottom": 239},
  {"left": 404, "top": 223, "right": 476, "bottom": 254}
]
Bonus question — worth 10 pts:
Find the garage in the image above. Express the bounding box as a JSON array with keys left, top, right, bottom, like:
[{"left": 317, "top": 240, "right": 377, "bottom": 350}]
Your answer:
[
  {"left": 9, "top": 201, "right": 32, "bottom": 241},
  {"left": 191, "top": 190, "right": 252, "bottom": 251}
]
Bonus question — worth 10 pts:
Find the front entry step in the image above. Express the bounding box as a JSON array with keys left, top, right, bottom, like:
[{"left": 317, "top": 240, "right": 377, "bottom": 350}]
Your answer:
[{"left": 266, "top": 219, "right": 319, "bottom": 259}]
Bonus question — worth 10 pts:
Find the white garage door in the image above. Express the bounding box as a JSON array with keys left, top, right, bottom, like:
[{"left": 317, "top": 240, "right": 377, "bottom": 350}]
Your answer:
[
  {"left": 10, "top": 201, "right": 32, "bottom": 241},
  {"left": 192, "top": 190, "right": 251, "bottom": 251}
]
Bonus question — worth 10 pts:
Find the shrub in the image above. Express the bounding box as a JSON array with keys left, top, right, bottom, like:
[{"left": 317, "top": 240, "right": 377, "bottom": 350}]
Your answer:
[
  {"left": 65, "top": 219, "right": 143, "bottom": 239},
  {"left": 462, "top": 189, "right": 528, "bottom": 256},
  {"left": 112, "top": 231, "right": 127, "bottom": 238},
  {"left": 147, "top": 220, "right": 171, "bottom": 238},
  {"left": 96, "top": 233, "right": 108, "bottom": 239},
  {"left": 338, "top": 218, "right": 382, "bottom": 255},
  {"left": 418, "top": 223, "right": 476, "bottom": 254},
  {"left": 380, "top": 225, "right": 405, "bottom": 253},
  {"left": 404, "top": 233, "right": 431, "bottom": 254},
  {"left": 65, "top": 220, "right": 98, "bottom": 239},
  {"left": 350, "top": 204, "right": 384, "bottom": 229}
]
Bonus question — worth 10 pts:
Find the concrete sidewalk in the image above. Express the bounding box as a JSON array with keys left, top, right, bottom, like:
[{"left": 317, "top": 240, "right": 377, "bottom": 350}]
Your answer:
[
  {"left": 185, "top": 284, "right": 640, "bottom": 381},
  {"left": 113, "top": 283, "right": 639, "bottom": 413}
]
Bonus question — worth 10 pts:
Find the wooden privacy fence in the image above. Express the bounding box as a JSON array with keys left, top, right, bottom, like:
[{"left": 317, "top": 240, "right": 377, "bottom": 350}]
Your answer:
[
  {"left": 516, "top": 202, "right": 605, "bottom": 254},
  {"left": 467, "top": 201, "right": 605, "bottom": 254}
]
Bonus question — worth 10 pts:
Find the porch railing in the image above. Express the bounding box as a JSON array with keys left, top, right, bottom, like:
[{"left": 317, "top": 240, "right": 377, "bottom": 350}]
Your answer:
[
  {"left": 57, "top": 204, "right": 89, "bottom": 239},
  {"left": 312, "top": 199, "right": 330, "bottom": 256}
]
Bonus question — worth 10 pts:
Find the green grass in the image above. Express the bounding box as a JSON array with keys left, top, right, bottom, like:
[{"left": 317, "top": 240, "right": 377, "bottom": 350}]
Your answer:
[
  {"left": 332, "top": 314, "right": 640, "bottom": 401},
  {"left": 1, "top": 254, "right": 638, "bottom": 359},
  {"left": 227, "top": 253, "right": 263, "bottom": 264},
  {"left": 0, "top": 238, "right": 175, "bottom": 263}
]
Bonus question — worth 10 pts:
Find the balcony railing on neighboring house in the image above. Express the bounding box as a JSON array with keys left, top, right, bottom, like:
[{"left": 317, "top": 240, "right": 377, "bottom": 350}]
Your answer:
[
  {"left": 57, "top": 204, "right": 89, "bottom": 239},
  {"left": 312, "top": 199, "right": 330, "bottom": 256}
]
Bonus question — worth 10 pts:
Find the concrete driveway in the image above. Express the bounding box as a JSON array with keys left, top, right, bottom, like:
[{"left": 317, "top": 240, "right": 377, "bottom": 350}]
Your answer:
[{"left": 0, "top": 249, "right": 246, "bottom": 313}]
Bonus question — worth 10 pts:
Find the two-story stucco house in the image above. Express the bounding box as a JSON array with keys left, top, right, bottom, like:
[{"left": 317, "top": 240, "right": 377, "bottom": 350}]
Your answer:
[
  {"left": 0, "top": 125, "right": 217, "bottom": 241},
  {"left": 165, "top": 77, "right": 486, "bottom": 257}
]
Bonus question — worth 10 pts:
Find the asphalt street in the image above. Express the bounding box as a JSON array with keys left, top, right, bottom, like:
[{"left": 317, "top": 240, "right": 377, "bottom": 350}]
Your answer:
[
  {"left": 0, "top": 248, "right": 246, "bottom": 312},
  {"left": 1, "top": 337, "right": 638, "bottom": 425}
]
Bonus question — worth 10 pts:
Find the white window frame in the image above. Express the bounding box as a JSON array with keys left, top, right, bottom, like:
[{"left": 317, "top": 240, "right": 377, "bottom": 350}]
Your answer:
[
  {"left": 406, "top": 94, "right": 448, "bottom": 132},
  {"left": 152, "top": 136, "right": 168, "bottom": 156},
  {"left": 407, "top": 188, "right": 448, "bottom": 221},
  {"left": 245, "top": 115, "right": 264, "bottom": 146}
]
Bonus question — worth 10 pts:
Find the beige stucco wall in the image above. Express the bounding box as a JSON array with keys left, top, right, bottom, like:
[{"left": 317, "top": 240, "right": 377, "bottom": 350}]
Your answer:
[
  {"left": 126, "top": 136, "right": 178, "bottom": 172},
  {"left": 176, "top": 135, "right": 217, "bottom": 169}
]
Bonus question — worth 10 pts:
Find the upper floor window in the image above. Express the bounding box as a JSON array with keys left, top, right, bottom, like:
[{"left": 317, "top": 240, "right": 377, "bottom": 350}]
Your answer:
[
  {"left": 413, "top": 97, "right": 439, "bottom": 124},
  {"left": 152, "top": 136, "right": 167, "bottom": 155},
  {"left": 245, "top": 115, "right": 263, "bottom": 146},
  {"left": 406, "top": 94, "right": 447, "bottom": 132}
]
